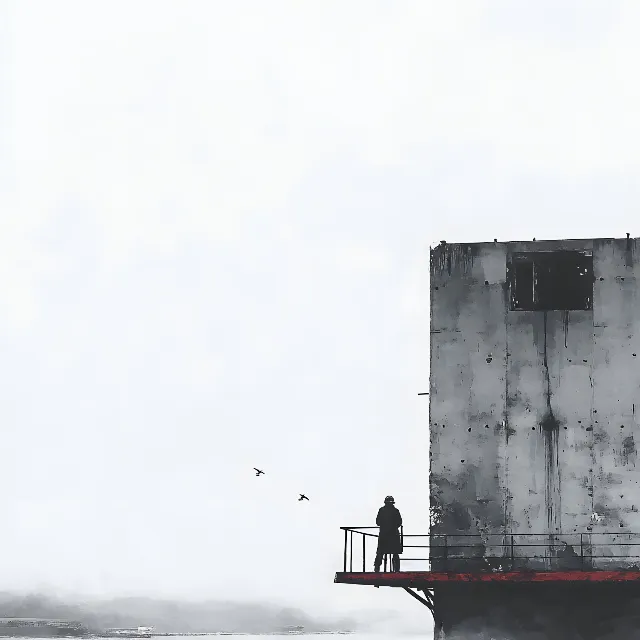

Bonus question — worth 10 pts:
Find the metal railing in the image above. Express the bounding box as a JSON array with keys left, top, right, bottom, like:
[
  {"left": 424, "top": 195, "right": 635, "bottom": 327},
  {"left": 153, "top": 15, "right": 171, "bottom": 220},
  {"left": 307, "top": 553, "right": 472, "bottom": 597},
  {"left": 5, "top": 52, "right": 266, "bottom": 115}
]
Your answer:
[{"left": 340, "top": 528, "right": 640, "bottom": 573}]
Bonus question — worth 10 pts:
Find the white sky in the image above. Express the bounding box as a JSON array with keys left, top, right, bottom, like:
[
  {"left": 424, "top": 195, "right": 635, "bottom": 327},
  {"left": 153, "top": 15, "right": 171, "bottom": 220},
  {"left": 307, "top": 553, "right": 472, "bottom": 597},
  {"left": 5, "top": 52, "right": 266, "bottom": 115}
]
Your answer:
[{"left": 2, "top": 0, "right": 640, "bottom": 623}]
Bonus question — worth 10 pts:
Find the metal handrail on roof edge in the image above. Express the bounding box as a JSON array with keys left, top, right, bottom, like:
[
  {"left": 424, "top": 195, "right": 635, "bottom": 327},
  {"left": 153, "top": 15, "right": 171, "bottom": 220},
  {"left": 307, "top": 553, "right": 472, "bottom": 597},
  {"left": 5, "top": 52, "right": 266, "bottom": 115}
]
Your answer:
[{"left": 339, "top": 527, "right": 640, "bottom": 573}]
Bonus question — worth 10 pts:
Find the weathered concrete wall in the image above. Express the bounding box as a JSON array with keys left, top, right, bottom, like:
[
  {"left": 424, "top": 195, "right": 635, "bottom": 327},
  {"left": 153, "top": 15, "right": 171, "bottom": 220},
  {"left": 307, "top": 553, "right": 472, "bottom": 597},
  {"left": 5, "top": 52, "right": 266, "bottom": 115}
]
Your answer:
[
  {"left": 429, "top": 237, "right": 640, "bottom": 569},
  {"left": 433, "top": 583, "right": 640, "bottom": 640}
]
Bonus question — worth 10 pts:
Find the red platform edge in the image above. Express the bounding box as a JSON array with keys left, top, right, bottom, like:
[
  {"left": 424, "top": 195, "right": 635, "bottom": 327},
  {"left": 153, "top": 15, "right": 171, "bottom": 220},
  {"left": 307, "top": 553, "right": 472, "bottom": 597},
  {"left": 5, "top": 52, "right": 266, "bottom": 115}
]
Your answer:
[{"left": 335, "top": 570, "right": 640, "bottom": 586}]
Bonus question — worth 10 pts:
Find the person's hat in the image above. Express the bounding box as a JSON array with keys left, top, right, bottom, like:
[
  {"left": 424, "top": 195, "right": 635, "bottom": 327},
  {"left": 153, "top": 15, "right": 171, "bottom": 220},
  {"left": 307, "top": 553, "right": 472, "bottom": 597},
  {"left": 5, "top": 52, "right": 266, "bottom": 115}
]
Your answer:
[{"left": 384, "top": 495, "right": 395, "bottom": 504}]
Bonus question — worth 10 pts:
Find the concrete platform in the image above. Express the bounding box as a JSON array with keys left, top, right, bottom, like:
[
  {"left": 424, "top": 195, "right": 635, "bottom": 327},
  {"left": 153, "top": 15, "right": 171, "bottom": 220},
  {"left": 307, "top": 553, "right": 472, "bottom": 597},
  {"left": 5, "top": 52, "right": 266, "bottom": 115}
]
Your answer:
[{"left": 335, "top": 570, "right": 640, "bottom": 587}]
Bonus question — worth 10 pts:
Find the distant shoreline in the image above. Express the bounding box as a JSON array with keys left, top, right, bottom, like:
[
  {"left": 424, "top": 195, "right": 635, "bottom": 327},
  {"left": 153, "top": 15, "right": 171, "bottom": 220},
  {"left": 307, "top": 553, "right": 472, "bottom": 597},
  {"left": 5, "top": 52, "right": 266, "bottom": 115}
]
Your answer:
[{"left": 90, "top": 633, "right": 355, "bottom": 637}]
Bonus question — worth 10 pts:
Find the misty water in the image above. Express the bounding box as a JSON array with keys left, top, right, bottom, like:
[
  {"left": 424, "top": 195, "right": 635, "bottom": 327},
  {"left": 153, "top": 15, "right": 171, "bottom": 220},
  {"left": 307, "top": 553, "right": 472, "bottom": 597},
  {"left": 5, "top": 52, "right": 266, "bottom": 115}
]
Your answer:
[
  {"left": 0, "top": 637, "right": 430, "bottom": 640},
  {"left": 133, "top": 636, "right": 430, "bottom": 640}
]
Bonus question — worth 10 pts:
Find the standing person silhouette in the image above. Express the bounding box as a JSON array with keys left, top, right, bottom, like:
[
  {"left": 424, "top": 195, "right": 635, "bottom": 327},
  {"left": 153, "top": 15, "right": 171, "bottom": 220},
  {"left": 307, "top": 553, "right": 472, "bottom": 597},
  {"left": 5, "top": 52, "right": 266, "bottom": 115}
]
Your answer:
[{"left": 374, "top": 495, "right": 403, "bottom": 572}]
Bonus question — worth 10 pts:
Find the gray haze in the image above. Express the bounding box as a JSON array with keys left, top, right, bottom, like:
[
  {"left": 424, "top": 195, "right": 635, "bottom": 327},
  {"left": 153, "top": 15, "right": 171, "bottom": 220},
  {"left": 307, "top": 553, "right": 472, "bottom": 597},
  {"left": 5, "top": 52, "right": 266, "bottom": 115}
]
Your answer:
[
  {"left": 0, "top": 592, "right": 361, "bottom": 635},
  {"left": 0, "top": 592, "right": 425, "bottom": 635},
  {"left": 2, "top": 0, "right": 640, "bottom": 627}
]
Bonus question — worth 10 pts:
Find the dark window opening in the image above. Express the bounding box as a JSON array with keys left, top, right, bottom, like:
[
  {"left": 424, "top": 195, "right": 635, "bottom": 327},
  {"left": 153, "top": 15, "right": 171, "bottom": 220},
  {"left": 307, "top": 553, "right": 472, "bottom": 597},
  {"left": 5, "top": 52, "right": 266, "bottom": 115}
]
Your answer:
[{"left": 509, "top": 251, "right": 593, "bottom": 311}]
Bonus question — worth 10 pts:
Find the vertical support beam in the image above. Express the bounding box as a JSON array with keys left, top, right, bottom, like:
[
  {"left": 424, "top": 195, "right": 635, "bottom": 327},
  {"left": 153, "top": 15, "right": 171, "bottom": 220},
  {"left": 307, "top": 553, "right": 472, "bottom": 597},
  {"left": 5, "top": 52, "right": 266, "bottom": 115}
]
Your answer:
[
  {"left": 349, "top": 531, "right": 353, "bottom": 572},
  {"left": 343, "top": 529, "right": 347, "bottom": 572}
]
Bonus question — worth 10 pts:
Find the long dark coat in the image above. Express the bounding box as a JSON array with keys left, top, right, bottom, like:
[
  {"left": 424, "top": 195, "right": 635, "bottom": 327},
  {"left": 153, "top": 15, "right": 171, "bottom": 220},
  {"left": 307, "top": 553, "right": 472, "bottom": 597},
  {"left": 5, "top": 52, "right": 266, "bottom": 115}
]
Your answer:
[{"left": 376, "top": 504, "right": 403, "bottom": 554}]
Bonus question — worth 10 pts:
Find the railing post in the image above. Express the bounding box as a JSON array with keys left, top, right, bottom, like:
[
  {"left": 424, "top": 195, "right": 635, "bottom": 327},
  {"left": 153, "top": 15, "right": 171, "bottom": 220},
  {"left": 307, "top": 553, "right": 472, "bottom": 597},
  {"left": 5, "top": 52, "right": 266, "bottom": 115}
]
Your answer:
[
  {"left": 400, "top": 526, "right": 404, "bottom": 574},
  {"left": 580, "top": 533, "right": 584, "bottom": 570},
  {"left": 349, "top": 531, "right": 353, "bottom": 572},
  {"left": 443, "top": 535, "right": 448, "bottom": 572},
  {"left": 510, "top": 535, "right": 515, "bottom": 570},
  {"left": 343, "top": 529, "right": 348, "bottom": 572},
  {"left": 362, "top": 533, "right": 366, "bottom": 572}
]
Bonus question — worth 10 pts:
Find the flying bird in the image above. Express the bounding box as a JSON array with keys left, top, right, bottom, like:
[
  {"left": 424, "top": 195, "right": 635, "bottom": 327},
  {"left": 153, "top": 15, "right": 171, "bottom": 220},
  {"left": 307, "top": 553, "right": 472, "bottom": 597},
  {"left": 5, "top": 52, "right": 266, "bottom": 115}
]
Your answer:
[
  {"left": 254, "top": 468, "right": 265, "bottom": 476},
  {"left": 299, "top": 494, "right": 309, "bottom": 501}
]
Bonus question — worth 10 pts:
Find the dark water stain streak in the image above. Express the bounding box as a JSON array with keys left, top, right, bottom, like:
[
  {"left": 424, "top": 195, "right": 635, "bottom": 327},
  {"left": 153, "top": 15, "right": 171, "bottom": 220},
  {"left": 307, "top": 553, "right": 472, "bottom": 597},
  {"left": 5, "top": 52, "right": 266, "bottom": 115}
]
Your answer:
[{"left": 541, "top": 312, "right": 561, "bottom": 548}]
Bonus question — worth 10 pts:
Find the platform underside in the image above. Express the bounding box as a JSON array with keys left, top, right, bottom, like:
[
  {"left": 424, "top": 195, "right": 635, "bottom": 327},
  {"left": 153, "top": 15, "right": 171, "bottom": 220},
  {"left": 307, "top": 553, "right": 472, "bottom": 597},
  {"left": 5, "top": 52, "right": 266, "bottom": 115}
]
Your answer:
[{"left": 335, "top": 570, "right": 640, "bottom": 587}]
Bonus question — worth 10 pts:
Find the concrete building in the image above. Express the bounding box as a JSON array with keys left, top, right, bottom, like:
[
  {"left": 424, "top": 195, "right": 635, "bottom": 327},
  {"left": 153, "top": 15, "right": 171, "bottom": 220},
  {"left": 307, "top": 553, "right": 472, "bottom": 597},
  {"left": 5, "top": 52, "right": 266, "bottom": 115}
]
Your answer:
[{"left": 336, "top": 236, "right": 640, "bottom": 639}]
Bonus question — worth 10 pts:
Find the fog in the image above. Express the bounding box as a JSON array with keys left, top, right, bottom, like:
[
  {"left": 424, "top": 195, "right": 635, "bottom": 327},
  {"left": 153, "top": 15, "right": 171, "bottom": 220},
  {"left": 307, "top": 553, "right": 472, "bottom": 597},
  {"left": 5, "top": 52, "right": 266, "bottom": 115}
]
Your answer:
[
  {"left": 3, "top": 0, "right": 640, "bottom": 631},
  {"left": 0, "top": 592, "right": 355, "bottom": 634}
]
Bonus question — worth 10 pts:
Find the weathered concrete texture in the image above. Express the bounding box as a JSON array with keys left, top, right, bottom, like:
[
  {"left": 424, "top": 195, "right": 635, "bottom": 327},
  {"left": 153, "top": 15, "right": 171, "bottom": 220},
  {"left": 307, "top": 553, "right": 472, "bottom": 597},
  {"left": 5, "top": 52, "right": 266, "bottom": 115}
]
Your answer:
[
  {"left": 429, "top": 238, "right": 640, "bottom": 567},
  {"left": 430, "top": 243, "right": 508, "bottom": 552},
  {"left": 433, "top": 583, "right": 640, "bottom": 640}
]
